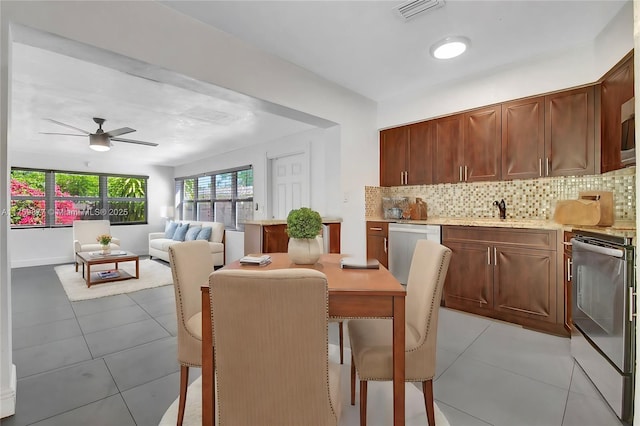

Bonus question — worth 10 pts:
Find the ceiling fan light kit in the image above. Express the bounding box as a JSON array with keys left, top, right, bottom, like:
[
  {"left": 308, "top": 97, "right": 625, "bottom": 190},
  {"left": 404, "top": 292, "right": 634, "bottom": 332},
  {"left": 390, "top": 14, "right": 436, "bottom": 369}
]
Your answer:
[
  {"left": 89, "top": 133, "right": 111, "bottom": 151},
  {"left": 42, "top": 117, "right": 158, "bottom": 151}
]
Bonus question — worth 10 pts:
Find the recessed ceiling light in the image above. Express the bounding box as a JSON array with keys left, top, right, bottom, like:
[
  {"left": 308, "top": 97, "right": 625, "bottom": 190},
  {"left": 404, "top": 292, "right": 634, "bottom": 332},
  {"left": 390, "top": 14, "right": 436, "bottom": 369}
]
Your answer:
[{"left": 430, "top": 36, "right": 470, "bottom": 59}]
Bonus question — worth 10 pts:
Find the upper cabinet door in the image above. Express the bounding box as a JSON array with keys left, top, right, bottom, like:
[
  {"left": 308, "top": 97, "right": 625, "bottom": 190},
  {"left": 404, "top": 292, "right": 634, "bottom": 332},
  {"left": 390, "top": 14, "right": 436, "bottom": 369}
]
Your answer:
[
  {"left": 463, "top": 105, "right": 502, "bottom": 182},
  {"left": 433, "top": 114, "right": 463, "bottom": 184},
  {"left": 545, "top": 86, "right": 595, "bottom": 177},
  {"left": 380, "top": 127, "right": 408, "bottom": 187},
  {"left": 502, "top": 97, "right": 545, "bottom": 180},
  {"left": 407, "top": 121, "right": 434, "bottom": 185},
  {"left": 601, "top": 53, "right": 634, "bottom": 173}
]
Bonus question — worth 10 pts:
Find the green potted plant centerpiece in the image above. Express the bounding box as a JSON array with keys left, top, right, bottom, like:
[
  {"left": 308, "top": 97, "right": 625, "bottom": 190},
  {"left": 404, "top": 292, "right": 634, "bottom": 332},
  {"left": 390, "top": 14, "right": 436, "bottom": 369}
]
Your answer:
[{"left": 286, "top": 207, "right": 323, "bottom": 265}]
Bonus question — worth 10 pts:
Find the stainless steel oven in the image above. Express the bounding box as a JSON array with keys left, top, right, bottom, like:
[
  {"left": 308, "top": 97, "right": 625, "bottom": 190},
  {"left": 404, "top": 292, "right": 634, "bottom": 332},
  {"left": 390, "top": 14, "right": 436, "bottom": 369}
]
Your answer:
[{"left": 571, "top": 230, "right": 635, "bottom": 424}]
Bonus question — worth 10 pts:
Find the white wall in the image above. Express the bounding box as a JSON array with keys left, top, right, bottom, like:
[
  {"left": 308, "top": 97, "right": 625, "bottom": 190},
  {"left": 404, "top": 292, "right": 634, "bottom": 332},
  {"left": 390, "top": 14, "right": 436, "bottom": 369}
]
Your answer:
[
  {"left": 175, "top": 126, "right": 343, "bottom": 258},
  {"left": 8, "top": 151, "right": 174, "bottom": 267},
  {"left": 378, "top": 1, "right": 634, "bottom": 129},
  {"left": 175, "top": 126, "right": 340, "bottom": 219}
]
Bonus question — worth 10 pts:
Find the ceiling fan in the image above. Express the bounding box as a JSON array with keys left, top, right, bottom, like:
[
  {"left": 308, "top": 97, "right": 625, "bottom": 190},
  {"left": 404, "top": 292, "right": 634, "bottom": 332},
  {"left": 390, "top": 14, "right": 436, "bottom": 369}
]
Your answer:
[{"left": 41, "top": 117, "right": 159, "bottom": 152}]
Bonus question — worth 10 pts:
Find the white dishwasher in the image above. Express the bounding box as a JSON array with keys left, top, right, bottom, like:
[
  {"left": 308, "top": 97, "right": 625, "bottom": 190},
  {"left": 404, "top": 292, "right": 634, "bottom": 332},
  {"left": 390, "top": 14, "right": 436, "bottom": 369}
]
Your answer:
[{"left": 388, "top": 223, "right": 441, "bottom": 285}]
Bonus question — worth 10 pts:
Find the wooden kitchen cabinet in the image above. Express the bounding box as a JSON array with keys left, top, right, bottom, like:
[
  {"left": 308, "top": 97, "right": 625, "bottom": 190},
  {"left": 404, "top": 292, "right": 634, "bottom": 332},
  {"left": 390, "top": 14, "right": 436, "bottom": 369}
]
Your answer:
[
  {"left": 502, "top": 96, "right": 545, "bottom": 180},
  {"left": 442, "top": 226, "right": 563, "bottom": 335},
  {"left": 380, "top": 122, "right": 434, "bottom": 186},
  {"left": 462, "top": 105, "right": 502, "bottom": 182},
  {"left": 366, "top": 221, "right": 388, "bottom": 268},
  {"left": 407, "top": 121, "right": 434, "bottom": 185},
  {"left": 380, "top": 127, "right": 408, "bottom": 187},
  {"left": 433, "top": 114, "right": 464, "bottom": 184},
  {"left": 545, "top": 86, "right": 596, "bottom": 176},
  {"left": 500, "top": 86, "right": 596, "bottom": 180},
  {"left": 493, "top": 244, "right": 556, "bottom": 323},
  {"left": 600, "top": 51, "right": 634, "bottom": 172},
  {"left": 442, "top": 240, "right": 493, "bottom": 309},
  {"left": 244, "top": 222, "right": 341, "bottom": 255},
  {"left": 563, "top": 231, "right": 575, "bottom": 333}
]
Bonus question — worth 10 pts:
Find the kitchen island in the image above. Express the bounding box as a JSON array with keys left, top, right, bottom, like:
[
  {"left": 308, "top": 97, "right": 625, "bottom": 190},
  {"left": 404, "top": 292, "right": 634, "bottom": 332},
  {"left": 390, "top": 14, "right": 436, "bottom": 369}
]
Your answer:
[{"left": 242, "top": 218, "right": 342, "bottom": 255}]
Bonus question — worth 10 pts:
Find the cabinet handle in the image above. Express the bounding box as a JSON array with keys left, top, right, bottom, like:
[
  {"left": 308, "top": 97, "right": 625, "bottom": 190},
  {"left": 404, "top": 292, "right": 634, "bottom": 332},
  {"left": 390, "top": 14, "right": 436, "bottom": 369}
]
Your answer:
[
  {"left": 459, "top": 166, "right": 463, "bottom": 182},
  {"left": 567, "top": 258, "right": 572, "bottom": 282},
  {"left": 539, "top": 158, "right": 542, "bottom": 177},
  {"left": 629, "top": 287, "right": 636, "bottom": 322},
  {"left": 494, "top": 247, "right": 497, "bottom": 266},
  {"left": 369, "top": 227, "right": 383, "bottom": 231},
  {"left": 487, "top": 247, "right": 491, "bottom": 265},
  {"left": 400, "top": 172, "right": 403, "bottom": 185},
  {"left": 464, "top": 165, "right": 468, "bottom": 181},
  {"left": 546, "top": 157, "right": 550, "bottom": 176},
  {"left": 384, "top": 237, "right": 388, "bottom": 253},
  {"left": 404, "top": 171, "right": 408, "bottom": 185}
]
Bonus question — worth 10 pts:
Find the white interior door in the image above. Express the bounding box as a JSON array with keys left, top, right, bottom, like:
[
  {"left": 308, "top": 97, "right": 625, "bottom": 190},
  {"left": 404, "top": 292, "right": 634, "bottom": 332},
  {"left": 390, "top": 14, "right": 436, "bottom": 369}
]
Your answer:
[{"left": 270, "top": 152, "right": 308, "bottom": 219}]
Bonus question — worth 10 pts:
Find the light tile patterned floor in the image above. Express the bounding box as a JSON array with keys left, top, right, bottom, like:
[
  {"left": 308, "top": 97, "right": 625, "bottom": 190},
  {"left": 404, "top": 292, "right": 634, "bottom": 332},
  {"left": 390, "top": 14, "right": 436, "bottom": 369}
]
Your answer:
[{"left": 4, "top": 263, "right": 625, "bottom": 426}]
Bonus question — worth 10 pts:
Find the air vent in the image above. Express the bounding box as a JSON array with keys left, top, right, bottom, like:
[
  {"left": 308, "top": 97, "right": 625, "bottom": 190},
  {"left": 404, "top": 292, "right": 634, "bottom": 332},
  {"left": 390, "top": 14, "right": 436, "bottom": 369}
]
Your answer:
[{"left": 394, "top": 0, "right": 445, "bottom": 22}]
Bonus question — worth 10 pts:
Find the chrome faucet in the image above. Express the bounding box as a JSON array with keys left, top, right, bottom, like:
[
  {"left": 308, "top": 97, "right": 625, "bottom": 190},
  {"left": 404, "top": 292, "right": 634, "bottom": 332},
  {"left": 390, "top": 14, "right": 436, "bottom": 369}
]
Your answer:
[{"left": 493, "top": 199, "right": 506, "bottom": 220}]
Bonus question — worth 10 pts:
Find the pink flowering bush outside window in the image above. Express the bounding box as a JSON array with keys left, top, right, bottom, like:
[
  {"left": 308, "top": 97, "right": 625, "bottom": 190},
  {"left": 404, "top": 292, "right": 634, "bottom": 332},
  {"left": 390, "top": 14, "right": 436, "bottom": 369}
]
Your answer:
[{"left": 10, "top": 179, "right": 78, "bottom": 226}]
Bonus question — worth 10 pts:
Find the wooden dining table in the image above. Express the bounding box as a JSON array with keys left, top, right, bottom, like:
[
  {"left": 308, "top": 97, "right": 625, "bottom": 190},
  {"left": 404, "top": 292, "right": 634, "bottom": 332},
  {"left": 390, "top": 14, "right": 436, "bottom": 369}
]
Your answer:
[{"left": 201, "top": 253, "right": 407, "bottom": 425}]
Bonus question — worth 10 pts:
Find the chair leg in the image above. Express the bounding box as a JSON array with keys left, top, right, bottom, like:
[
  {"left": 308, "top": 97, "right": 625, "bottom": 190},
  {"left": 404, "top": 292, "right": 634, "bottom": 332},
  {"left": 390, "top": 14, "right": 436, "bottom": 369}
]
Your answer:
[
  {"left": 350, "top": 354, "right": 356, "bottom": 405},
  {"left": 178, "top": 365, "right": 189, "bottom": 426},
  {"left": 338, "top": 321, "right": 344, "bottom": 364},
  {"left": 359, "top": 380, "right": 368, "bottom": 426},
  {"left": 422, "top": 380, "right": 435, "bottom": 426}
]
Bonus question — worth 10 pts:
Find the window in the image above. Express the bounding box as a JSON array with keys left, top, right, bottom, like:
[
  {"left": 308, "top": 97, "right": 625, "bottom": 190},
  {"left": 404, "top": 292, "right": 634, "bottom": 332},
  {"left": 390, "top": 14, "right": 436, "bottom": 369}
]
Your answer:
[
  {"left": 175, "top": 166, "right": 253, "bottom": 230},
  {"left": 10, "top": 168, "right": 148, "bottom": 228}
]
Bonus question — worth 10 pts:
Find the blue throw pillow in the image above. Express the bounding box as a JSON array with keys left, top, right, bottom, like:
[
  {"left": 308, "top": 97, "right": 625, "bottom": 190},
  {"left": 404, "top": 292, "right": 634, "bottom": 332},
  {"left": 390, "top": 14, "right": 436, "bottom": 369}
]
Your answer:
[
  {"left": 172, "top": 223, "right": 190, "bottom": 241},
  {"left": 164, "top": 221, "right": 178, "bottom": 239},
  {"left": 185, "top": 226, "right": 202, "bottom": 241},
  {"left": 197, "top": 226, "right": 212, "bottom": 241}
]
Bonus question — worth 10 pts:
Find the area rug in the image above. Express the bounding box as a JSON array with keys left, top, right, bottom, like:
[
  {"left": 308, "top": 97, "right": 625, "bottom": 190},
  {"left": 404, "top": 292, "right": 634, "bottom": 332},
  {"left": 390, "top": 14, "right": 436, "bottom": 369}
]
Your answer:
[
  {"left": 55, "top": 259, "right": 173, "bottom": 301},
  {"left": 159, "top": 345, "right": 450, "bottom": 426}
]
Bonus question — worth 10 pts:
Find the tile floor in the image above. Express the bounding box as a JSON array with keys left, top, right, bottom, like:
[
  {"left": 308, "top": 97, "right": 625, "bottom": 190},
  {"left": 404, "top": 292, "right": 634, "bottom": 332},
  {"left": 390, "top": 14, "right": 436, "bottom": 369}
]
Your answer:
[{"left": 3, "top": 262, "right": 626, "bottom": 426}]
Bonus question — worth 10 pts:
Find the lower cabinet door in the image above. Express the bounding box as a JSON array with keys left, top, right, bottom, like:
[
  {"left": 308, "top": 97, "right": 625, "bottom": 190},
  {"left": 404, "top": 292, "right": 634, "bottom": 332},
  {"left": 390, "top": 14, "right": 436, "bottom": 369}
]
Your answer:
[
  {"left": 493, "top": 246, "right": 557, "bottom": 323},
  {"left": 443, "top": 241, "right": 493, "bottom": 311}
]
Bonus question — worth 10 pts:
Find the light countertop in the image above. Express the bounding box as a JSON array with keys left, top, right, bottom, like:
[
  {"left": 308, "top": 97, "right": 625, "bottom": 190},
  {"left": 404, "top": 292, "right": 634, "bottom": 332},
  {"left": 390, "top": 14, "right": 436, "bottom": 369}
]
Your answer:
[
  {"left": 242, "top": 217, "right": 342, "bottom": 226},
  {"left": 366, "top": 217, "right": 636, "bottom": 238}
]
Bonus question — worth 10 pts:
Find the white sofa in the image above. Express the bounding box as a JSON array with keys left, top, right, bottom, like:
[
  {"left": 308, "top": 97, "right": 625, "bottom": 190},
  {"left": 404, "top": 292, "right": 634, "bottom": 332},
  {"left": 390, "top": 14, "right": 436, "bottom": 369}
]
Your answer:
[{"left": 149, "top": 220, "right": 225, "bottom": 266}]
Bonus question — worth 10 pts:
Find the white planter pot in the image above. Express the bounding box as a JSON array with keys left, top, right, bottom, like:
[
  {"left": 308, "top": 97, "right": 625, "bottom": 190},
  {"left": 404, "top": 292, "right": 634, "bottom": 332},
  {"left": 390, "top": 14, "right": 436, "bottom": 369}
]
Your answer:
[{"left": 288, "top": 237, "right": 321, "bottom": 265}]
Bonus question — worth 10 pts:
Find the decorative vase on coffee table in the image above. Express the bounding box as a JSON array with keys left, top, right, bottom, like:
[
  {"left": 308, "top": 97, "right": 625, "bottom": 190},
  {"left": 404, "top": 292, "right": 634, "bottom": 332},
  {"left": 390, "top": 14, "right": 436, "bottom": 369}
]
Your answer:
[
  {"left": 288, "top": 237, "right": 321, "bottom": 265},
  {"left": 101, "top": 244, "right": 111, "bottom": 255}
]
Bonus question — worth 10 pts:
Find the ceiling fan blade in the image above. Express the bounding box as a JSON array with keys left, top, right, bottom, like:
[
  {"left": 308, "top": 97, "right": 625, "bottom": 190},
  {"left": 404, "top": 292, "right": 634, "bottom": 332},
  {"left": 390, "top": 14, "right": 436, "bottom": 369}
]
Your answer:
[
  {"left": 110, "top": 137, "right": 158, "bottom": 147},
  {"left": 39, "top": 132, "right": 86, "bottom": 137},
  {"left": 43, "top": 119, "right": 90, "bottom": 135},
  {"left": 105, "top": 127, "right": 135, "bottom": 138}
]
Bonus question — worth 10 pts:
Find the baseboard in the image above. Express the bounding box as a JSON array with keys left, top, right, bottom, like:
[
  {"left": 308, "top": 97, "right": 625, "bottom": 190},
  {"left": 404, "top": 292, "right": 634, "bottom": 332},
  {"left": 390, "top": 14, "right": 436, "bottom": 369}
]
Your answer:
[
  {"left": 0, "top": 364, "right": 16, "bottom": 418},
  {"left": 11, "top": 255, "right": 71, "bottom": 268}
]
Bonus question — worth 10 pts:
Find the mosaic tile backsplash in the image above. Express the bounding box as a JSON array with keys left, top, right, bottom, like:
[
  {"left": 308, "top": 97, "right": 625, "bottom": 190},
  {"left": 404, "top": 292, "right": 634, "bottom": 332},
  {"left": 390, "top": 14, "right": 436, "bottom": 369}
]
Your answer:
[{"left": 365, "top": 167, "right": 636, "bottom": 221}]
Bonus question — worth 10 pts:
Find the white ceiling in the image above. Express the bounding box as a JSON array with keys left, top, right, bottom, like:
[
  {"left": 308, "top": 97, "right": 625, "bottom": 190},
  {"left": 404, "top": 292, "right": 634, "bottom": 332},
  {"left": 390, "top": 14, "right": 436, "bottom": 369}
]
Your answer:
[
  {"left": 162, "top": 0, "right": 629, "bottom": 101},
  {"left": 11, "top": 43, "right": 318, "bottom": 167},
  {"left": 10, "top": 0, "right": 629, "bottom": 167}
]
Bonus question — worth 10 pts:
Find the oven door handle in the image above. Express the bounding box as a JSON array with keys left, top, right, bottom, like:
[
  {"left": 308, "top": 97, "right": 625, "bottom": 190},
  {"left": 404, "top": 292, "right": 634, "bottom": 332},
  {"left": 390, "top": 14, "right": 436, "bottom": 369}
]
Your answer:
[{"left": 571, "top": 239, "right": 625, "bottom": 258}]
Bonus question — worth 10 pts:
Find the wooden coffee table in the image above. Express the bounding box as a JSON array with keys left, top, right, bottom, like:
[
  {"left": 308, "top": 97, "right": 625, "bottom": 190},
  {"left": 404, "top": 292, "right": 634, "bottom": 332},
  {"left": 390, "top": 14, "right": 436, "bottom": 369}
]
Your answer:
[{"left": 75, "top": 251, "right": 140, "bottom": 288}]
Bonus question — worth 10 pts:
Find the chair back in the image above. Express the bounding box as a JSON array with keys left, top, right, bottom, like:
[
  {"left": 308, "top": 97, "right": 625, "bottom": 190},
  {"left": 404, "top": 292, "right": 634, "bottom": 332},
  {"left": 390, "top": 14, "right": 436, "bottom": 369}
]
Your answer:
[
  {"left": 210, "top": 268, "right": 338, "bottom": 426},
  {"left": 168, "top": 240, "right": 213, "bottom": 365},
  {"left": 73, "top": 220, "right": 111, "bottom": 245},
  {"left": 405, "top": 239, "right": 452, "bottom": 351}
]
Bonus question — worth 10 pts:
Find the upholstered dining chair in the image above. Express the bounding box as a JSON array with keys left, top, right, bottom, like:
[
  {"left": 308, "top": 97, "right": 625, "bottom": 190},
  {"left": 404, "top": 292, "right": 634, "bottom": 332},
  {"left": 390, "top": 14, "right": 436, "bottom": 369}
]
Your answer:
[
  {"left": 168, "top": 240, "right": 214, "bottom": 426},
  {"left": 348, "top": 239, "right": 452, "bottom": 426},
  {"left": 209, "top": 268, "right": 342, "bottom": 426},
  {"left": 317, "top": 235, "right": 346, "bottom": 364}
]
